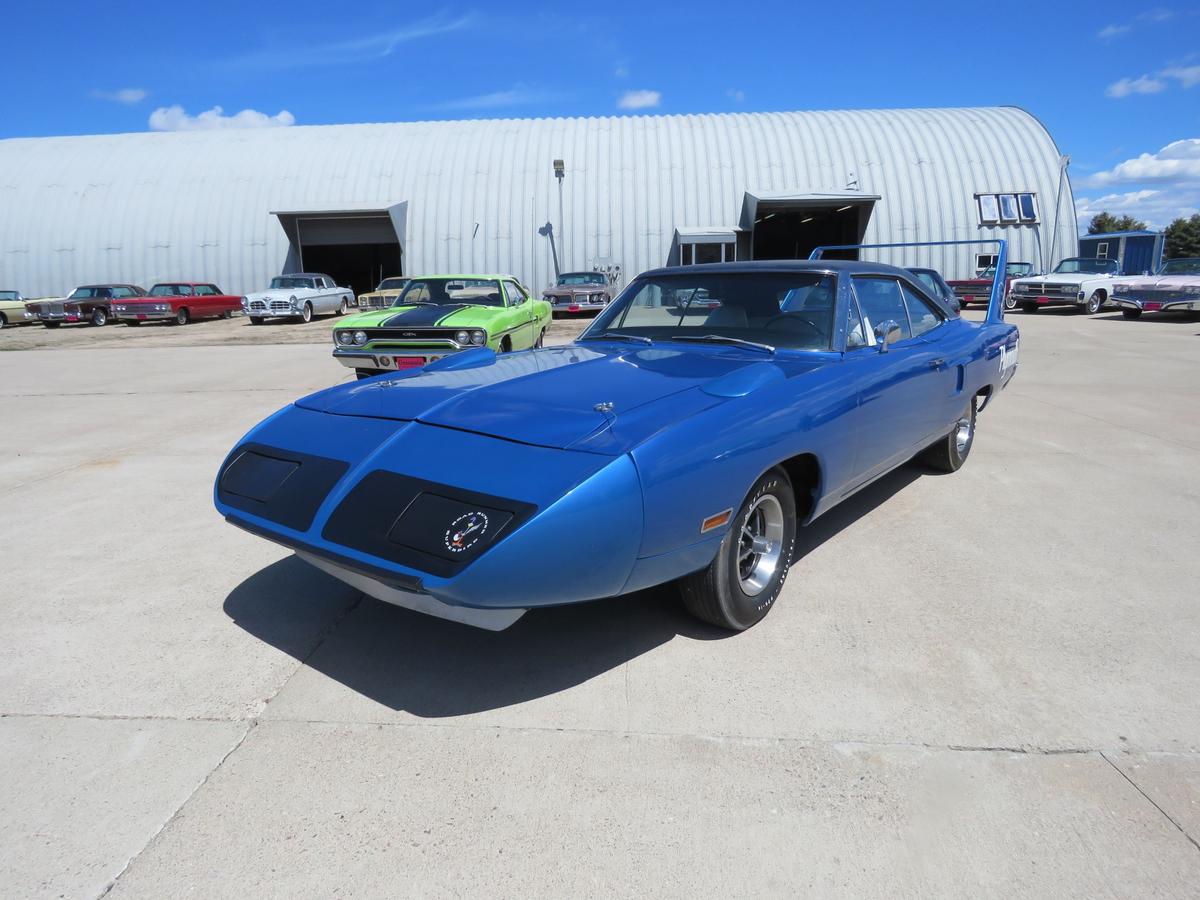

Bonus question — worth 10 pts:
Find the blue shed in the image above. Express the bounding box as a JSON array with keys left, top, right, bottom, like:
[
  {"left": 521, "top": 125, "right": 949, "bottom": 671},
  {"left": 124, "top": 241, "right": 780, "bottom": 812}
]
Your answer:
[{"left": 1079, "top": 231, "right": 1165, "bottom": 275}]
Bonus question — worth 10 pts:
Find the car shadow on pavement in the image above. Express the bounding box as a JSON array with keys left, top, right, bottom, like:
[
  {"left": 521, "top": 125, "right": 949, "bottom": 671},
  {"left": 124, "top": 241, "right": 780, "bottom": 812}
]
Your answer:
[{"left": 223, "top": 463, "right": 927, "bottom": 717}]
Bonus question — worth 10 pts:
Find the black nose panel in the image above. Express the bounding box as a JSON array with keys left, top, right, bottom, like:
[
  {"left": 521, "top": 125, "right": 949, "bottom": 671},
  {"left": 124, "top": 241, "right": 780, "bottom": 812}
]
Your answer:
[{"left": 217, "top": 443, "right": 348, "bottom": 532}]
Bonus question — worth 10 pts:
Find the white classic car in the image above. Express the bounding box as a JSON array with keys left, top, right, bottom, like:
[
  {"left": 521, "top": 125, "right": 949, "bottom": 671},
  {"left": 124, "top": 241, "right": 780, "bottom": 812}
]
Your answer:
[
  {"left": 1110, "top": 258, "right": 1200, "bottom": 319},
  {"left": 1007, "top": 257, "right": 1119, "bottom": 314},
  {"left": 242, "top": 273, "right": 354, "bottom": 324}
]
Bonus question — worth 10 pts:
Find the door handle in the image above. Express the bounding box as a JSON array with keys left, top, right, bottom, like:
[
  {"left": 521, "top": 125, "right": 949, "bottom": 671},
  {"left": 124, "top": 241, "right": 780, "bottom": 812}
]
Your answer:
[{"left": 929, "top": 358, "right": 947, "bottom": 369}]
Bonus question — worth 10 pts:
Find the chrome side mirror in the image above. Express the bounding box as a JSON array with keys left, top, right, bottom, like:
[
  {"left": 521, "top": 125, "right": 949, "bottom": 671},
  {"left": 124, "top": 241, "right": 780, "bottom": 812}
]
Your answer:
[{"left": 874, "top": 320, "right": 902, "bottom": 352}]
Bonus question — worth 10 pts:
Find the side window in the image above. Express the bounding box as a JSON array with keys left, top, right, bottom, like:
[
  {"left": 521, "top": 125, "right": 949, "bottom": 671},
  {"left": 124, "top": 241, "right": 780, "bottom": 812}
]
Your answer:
[
  {"left": 178, "top": 284, "right": 195, "bottom": 296},
  {"left": 504, "top": 280, "right": 527, "bottom": 305},
  {"left": 108, "top": 287, "right": 126, "bottom": 298},
  {"left": 900, "top": 283, "right": 942, "bottom": 337},
  {"left": 851, "top": 277, "right": 911, "bottom": 340}
]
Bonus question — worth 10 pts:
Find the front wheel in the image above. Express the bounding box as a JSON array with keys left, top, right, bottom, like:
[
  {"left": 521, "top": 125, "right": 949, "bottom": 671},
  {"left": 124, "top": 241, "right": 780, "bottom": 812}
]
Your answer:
[
  {"left": 355, "top": 369, "right": 384, "bottom": 380},
  {"left": 1003, "top": 293, "right": 1018, "bottom": 311},
  {"left": 1122, "top": 308, "right": 1142, "bottom": 320},
  {"left": 534, "top": 328, "right": 545, "bottom": 348},
  {"left": 677, "top": 468, "right": 796, "bottom": 631},
  {"left": 1084, "top": 291, "right": 1105, "bottom": 314},
  {"left": 249, "top": 317, "right": 264, "bottom": 326},
  {"left": 921, "top": 397, "right": 977, "bottom": 473},
  {"left": 299, "top": 303, "right": 313, "bottom": 324},
  {"left": 90, "top": 307, "right": 108, "bottom": 326},
  {"left": 43, "top": 322, "right": 61, "bottom": 329},
  {"left": 0, "top": 312, "right": 7, "bottom": 328},
  {"left": 1020, "top": 300, "right": 1037, "bottom": 313},
  {"left": 173, "top": 308, "right": 189, "bottom": 326},
  {"left": 337, "top": 298, "right": 349, "bottom": 316}
]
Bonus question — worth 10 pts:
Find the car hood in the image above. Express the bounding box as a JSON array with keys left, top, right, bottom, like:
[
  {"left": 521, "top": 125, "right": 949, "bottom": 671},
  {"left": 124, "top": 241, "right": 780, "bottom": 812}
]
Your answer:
[
  {"left": 339, "top": 303, "right": 494, "bottom": 327},
  {"left": 1114, "top": 274, "right": 1200, "bottom": 293},
  {"left": 296, "top": 344, "right": 825, "bottom": 453},
  {"left": 1012, "top": 274, "right": 1103, "bottom": 286}
]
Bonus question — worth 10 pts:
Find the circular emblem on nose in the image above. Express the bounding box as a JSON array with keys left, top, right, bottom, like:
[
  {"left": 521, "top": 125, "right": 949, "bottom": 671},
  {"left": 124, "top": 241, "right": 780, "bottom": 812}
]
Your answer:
[{"left": 445, "top": 511, "right": 490, "bottom": 553}]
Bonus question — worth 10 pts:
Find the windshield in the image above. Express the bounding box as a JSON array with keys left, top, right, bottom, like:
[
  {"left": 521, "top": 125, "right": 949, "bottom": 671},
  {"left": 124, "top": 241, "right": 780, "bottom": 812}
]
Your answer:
[
  {"left": 394, "top": 278, "right": 505, "bottom": 307},
  {"left": 1053, "top": 258, "right": 1118, "bottom": 275},
  {"left": 270, "top": 276, "right": 315, "bottom": 290},
  {"left": 1161, "top": 258, "right": 1200, "bottom": 275},
  {"left": 979, "top": 262, "right": 1034, "bottom": 278},
  {"left": 377, "top": 278, "right": 408, "bottom": 291},
  {"left": 149, "top": 284, "right": 193, "bottom": 296},
  {"left": 558, "top": 272, "right": 606, "bottom": 286},
  {"left": 584, "top": 272, "right": 837, "bottom": 351}
]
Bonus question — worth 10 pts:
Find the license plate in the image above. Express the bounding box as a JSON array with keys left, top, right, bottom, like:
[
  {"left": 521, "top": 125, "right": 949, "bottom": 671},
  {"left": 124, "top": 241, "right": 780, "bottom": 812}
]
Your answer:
[
  {"left": 1037, "top": 296, "right": 1050, "bottom": 304},
  {"left": 1145, "top": 302, "right": 1162, "bottom": 311},
  {"left": 394, "top": 357, "right": 425, "bottom": 369},
  {"left": 964, "top": 296, "right": 974, "bottom": 303},
  {"left": 137, "top": 314, "right": 147, "bottom": 320}
]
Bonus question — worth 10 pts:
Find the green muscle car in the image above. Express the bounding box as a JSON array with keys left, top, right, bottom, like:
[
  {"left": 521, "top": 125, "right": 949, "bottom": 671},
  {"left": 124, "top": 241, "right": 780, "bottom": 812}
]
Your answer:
[{"left": 332, "top": 274, "right": 552, "bottom": 379}]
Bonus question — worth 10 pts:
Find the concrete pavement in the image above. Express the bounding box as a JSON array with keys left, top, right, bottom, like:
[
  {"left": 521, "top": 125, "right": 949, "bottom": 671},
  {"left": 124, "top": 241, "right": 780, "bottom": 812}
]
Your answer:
[{"left": 1, "top": 309, "right": 1198, "bottom": 897}]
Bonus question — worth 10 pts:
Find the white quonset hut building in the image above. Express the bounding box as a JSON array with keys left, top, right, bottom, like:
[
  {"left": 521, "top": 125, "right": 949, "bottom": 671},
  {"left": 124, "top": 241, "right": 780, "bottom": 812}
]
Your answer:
[{"left": 0, "top": 106, "right": 1076, "bottom": 299}]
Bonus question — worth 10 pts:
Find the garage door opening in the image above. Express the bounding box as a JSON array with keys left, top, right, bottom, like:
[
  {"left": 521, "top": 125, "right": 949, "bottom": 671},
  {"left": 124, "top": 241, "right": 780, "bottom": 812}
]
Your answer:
[
  {"left": 300, "top": 242, "right": 401, "bottom": 297},
  {"left": 272, "top": 208, "right": 405, "bottom": 298},
  {"left": 752, "top": 202, "right": 873, "bottom": 261}
]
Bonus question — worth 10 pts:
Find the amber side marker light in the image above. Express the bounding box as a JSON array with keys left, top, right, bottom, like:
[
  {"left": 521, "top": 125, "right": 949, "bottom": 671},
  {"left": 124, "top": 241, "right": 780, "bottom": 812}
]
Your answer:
[{"left": 700, "top": 509, "right": 733, "bottom": 533}]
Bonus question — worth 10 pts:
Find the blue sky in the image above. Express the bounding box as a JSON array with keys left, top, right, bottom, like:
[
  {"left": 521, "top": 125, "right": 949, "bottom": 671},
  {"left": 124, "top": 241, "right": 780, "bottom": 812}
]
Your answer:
[{"left": 3, "top": 1, "right": 1198, "bottom": 231}]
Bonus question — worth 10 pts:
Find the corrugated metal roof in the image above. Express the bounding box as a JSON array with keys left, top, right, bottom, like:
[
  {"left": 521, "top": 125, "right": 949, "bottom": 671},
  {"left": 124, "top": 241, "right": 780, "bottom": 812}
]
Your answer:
[{"left": 0, "top": 106, "right": 1076, "bottom": 296}]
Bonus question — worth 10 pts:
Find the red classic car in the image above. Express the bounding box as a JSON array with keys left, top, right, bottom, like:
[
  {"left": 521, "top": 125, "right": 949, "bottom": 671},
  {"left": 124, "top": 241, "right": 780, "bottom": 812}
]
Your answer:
[
  {"left": 948, "top": 262, "right": 1034, "bottom": 308},
  {"left": 112, "top": 282, "right": 243, "bottom": 326}
]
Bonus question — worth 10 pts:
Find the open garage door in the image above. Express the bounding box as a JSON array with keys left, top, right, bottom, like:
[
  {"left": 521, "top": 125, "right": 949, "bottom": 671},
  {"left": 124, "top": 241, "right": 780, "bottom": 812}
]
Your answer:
[
  {"left": 273, "top": 204, "right": 406, "bottom": 297},
  {"left": 741, "top": 191, "right": 878, "bottom": 261}
]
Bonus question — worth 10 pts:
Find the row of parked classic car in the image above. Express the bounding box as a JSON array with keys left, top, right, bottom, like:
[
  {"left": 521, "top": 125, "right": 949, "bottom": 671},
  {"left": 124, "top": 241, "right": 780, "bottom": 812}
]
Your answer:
[{"left": 5, "top": 257, "right": 1199, "bottom": 333}]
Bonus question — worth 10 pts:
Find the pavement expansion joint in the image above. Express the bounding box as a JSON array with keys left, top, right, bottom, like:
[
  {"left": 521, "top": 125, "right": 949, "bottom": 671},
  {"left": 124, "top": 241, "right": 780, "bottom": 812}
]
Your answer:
[{"left": 1100, "top": 750, "right": 1200, "bottom": 856}]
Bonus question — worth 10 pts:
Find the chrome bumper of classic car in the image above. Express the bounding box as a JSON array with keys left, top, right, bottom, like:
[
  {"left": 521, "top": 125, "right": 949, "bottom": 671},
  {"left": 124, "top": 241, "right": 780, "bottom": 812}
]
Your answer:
[
  {"left": 1011, "top": 284, "right": 1085, "bottom": 304},
  {"left": 298, "top": 551, "right": 526, "bottom": 630},
  {"left": 333, "top": 348, "right": 452, "bottom": 370},
  {"left": 113, "top": 305, "right": 173, "bottom": 320},
  {"left": 1112, "top": 294, "right": 1200, "bottom": 312},
  {"left": 38, "top": 310, "right": 79, "bottom": 321}
]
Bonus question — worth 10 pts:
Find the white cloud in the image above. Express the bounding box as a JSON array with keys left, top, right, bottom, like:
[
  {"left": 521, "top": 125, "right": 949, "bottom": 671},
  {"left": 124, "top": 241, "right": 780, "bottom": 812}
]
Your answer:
[
  {"left": 233, "top": 13, "right": 474, "bottom": 68},
  {"left": 92, "top": 87, "right": 148, "bottom": 104},
  {"left": 1162, "top": 64, "right": 1200, "bottom": 88},
  {"left": 1085, "top": 138, "right": 1200, "bottom": 186},
  {"left": 431, "top": 84, "right": 558, "bottom": 111},
  {"left": 1096, "top": 23, "right": 1130, "bottom": 40},
  {"left": 726, "top": 88, "right": 746, "bottom": 103},
  {"left": 614, "top": 62, "right": 630, "bottom": 78},
  {"left": 1075, "top": 189, "right": 1199, "bottom": 231},
  {"left": 617, "top": 89, "right": 661, "bottom": 110},
  {"left": 1096, "top": 8, "right": 1176, "bottom": 41},
  {"left": 148, "top": 105, "right": 295, "bottom": 131},
  {"left": 1106, "top": 74, "right": 1167, "bottom": 97}
]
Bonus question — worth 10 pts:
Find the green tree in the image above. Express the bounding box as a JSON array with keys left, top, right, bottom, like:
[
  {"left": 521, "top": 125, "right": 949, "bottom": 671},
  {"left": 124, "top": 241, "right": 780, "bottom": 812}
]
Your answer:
[
  {"left": 1163, "top": 214, "right": 1200, "bottom": 259},
  {"left": 1087, "top": 212, "right": 1147, "bottom": 234}
]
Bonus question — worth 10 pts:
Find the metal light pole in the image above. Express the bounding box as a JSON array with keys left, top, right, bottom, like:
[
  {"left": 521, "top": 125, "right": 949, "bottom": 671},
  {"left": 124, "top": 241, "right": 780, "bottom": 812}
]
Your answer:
[{"left": 553, "top": 158, "right": 565, "bottom": 270}]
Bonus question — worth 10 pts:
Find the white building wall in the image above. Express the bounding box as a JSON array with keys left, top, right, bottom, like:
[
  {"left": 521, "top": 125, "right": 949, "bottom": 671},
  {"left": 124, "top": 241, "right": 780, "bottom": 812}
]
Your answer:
[{"left": 0, "top": 106, "right": 1075, "bottom": 297}]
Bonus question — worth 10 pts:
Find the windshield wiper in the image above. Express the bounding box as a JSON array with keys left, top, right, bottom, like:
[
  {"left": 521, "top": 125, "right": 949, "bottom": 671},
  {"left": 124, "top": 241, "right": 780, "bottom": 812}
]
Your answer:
[
  {"left": 580, "top": 331, "right": 654, "bottom": 345},
  {"left": 669, "top": 334, "right": 776, "bottom": 354}
]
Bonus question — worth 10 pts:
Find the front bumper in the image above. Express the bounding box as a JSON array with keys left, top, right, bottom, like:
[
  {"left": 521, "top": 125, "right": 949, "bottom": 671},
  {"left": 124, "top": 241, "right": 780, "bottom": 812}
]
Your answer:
[
  {"left": 333, "top": 348, "right": 453, "bottom": 371},
  {"left": 1011, "top": 291, "right": 1085, "bottom": 307},
  {"left": 115, "top": 308, "right": 173, "bottom": 321},
  {"left": 1111, "top": 295, "right": 1200, "bottom": 313}
]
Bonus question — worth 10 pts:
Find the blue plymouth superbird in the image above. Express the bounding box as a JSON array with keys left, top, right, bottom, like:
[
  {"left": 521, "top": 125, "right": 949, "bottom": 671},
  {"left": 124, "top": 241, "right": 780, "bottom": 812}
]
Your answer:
[{"left": 216, "top": 251, "right": 1019, "bottom": 631}]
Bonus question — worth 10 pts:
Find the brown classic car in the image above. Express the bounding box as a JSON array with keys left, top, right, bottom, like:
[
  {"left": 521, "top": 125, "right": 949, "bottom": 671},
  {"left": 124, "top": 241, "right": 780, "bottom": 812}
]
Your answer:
[
  {"left": 948, "top": 262, "right": 1033, "bottom": 308},
  {"left": 28, "top": 284, "right": 146, "bottom": 327},
  {"left": 541, "top": 271, "right": 613, "bottom": 316}
]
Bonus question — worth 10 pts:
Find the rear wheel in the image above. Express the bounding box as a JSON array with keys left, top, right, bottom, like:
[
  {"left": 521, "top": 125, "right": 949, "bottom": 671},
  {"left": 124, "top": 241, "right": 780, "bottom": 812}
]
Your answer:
[
  {"left": 677, "top": 468, "right": 796, "bottom": 631},
  {"left": 90, "top": 307, "right": 108, "bottom": 326},
  {"left": 173, "top": 308, "right": 189, "bottom": 326},
  {"left": 1122, "top": 308, "right": 1142, "bottom": 320},
  {"left": 1085, "top": 291, "right": 1105, "bottom": 314},
  {"left": 223, "top": 310, "right": 234, "bottom": 319},
  {"left": 921, "top": 397, "right": 977, "bottom": 473}
]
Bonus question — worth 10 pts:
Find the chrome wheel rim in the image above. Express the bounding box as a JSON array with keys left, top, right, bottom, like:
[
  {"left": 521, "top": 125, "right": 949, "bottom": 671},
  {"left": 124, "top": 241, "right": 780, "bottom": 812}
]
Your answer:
[
  {"left": 954, "top": 411, "right": 974, "bottom": 454},
  {"left": 737, "top": 495, "right": 784, "bottom": 596}
]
